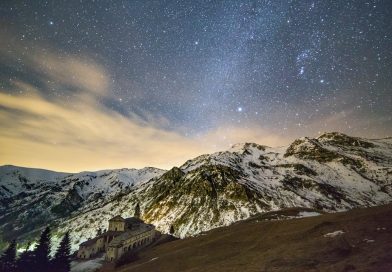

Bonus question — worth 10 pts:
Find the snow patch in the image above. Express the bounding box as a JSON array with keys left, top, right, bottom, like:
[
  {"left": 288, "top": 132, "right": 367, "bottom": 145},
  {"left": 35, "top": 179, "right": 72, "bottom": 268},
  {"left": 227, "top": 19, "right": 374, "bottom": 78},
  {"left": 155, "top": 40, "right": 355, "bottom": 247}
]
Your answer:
[
  {"left": 363, "top": 238, "right": 375, "bottom": 243},
  {"left": 376, "top": 227, "right": 387, "bottom": 231},
  {"left": 70, "top": 256, "right": 104, "bottom": 272},
  {"left": 323, "top": 230, "right": 345, "bottom": 238},
  {"left": 297, "top": 211, "right": 321, "bottom": 218}
]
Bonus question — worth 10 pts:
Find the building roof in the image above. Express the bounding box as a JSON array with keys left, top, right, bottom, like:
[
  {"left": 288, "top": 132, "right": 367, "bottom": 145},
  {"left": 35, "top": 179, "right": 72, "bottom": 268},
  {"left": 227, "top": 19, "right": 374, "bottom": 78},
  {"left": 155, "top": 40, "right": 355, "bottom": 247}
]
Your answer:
[
  {"left": 80, "top": 237, "right": 99, "bottom": 247},
  {"left": 79, "top": 230, "right": 123, "bottom": 248},
  {"left": 109, "top": 215, "right": 125, "bottom": 222},
  {"left": 125, "top": 217, "right": 143, "bottom": 225}
]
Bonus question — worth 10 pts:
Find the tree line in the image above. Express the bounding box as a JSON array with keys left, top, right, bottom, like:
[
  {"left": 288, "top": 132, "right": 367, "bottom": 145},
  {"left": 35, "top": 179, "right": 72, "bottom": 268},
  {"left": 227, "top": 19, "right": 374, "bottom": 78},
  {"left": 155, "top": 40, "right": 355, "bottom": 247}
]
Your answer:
[{"left": 0, "top": 227, "right": 71, "bottom": 272}]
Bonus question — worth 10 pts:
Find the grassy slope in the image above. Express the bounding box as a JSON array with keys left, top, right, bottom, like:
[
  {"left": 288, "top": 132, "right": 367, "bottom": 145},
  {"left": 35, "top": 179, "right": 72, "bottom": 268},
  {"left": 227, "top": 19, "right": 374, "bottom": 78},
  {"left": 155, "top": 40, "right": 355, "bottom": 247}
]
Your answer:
[{"left": 115, "top": 205, "right": 392, "bottom": 272}]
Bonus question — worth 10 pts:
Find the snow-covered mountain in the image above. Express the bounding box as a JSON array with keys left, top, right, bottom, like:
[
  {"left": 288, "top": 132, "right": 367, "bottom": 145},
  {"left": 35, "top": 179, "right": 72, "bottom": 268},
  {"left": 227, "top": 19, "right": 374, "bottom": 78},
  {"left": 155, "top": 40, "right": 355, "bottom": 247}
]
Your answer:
[
  {"left": 0, "top": 166, "right": 164, "bottom": 249},
  {"left": 1, "top": 132, "right": 392, "bottom": 251}
]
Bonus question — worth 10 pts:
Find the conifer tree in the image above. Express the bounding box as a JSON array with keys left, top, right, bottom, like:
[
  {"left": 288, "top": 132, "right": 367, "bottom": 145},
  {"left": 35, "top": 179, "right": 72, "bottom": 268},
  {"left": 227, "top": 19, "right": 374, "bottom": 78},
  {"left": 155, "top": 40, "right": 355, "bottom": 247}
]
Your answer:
[
  {"left": 169, "top": 225, "right": 175, "bottom": 235},
  {"left": 134, "top": 203, "right": 141, "bottom": 218},
  {"left": 17, "top": 250, "right": 35, "bottom": 272},
  {"left": 32, "top": 226, "right": 51, "bottom": 272},
  {"left": 52, "top": 232, "right": 71, "bottom": 272},
  {"left": 0, "top": 240, "right": 17, "bottom": 272}
]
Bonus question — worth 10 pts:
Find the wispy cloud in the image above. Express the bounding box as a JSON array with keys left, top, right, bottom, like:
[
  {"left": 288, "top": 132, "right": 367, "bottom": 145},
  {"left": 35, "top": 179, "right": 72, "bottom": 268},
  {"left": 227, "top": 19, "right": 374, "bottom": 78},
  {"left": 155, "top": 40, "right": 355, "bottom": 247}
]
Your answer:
[
  {"left": 0, "top": 85, "right": 202, "bottom": 171},
  {"left": 0, "top": 86, "right": 289, "bottom": 171},
  {"left": 0, "top": 38, "right": 291, "bottom": 172}
]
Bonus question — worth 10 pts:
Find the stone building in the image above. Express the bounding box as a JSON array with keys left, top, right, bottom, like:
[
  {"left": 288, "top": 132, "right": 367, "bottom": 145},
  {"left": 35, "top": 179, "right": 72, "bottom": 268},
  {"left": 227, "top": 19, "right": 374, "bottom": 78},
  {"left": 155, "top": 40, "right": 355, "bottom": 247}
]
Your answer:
[{"left": 76, "top": 216, "right": 156, "bottom": 261}]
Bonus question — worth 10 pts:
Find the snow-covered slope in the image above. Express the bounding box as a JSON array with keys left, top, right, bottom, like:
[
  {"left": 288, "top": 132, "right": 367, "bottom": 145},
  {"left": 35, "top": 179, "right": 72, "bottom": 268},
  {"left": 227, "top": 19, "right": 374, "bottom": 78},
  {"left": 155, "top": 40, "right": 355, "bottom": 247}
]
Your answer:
[
  {"left": 0, "top": 165, "right": 165, "bottom": 248},
  {"left": 1, "top": 132, "right": 392, "bottom": 251}
]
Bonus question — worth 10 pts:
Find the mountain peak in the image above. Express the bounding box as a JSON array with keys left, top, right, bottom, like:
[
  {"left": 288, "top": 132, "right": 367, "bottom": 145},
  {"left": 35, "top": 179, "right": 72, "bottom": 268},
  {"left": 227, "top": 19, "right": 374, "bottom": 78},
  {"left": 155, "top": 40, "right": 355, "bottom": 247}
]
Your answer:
[
  {"left": 317, "top": 131, "right": 349, "bottom": 138},
  {"left": 229, "top": 142, "right": 268, "bottom": 153},
  {"left": 317, "top": 131, "right": 374, "bottom": 148}
]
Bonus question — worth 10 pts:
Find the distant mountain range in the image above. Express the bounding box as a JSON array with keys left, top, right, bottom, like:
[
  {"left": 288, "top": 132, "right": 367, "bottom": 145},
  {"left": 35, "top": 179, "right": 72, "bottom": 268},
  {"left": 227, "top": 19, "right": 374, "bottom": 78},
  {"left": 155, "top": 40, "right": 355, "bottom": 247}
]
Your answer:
[{"left": 0, "top": 132, "right": 391, "bottom": 251}]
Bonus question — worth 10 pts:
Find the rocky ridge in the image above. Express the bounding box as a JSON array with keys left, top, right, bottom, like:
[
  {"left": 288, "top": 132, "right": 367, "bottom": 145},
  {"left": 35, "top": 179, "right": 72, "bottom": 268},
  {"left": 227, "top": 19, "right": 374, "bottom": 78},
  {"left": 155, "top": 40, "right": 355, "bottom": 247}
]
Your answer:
[{"left": 0, "top": 132, "right": 391, "bottom": 251}]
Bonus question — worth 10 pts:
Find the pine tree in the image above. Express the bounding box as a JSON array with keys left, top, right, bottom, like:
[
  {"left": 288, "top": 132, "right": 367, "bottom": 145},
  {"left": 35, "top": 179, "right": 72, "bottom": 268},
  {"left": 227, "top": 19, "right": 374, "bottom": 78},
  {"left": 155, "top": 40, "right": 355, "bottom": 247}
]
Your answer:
[
  {"left": 96, "top": 228, "right": 102, "bottom": 236},
  {"left": 32, "top": 226, "right": 51, "bottom": 272},
  {"left": 134, "top": 203, "right": 141, "bottom": 218},
  {"left": 17, "top": 250, "right": 35, "bottom": 272},
  {"left": 169, "top": 225, "right": 175, "bottom": 235},
  {"left": 0, "top": 240, "right": 17, "bottom": 272},
  {"left": 51, "top": 232, "right": 71, "bottom": 272}
]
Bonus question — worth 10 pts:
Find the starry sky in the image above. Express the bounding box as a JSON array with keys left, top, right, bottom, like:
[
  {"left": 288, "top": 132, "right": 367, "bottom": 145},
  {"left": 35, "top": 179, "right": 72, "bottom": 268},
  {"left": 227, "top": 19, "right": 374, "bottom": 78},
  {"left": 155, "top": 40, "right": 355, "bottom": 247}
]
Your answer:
[{"left": 0, "top": 0, "right": 391, "bottom": 172}]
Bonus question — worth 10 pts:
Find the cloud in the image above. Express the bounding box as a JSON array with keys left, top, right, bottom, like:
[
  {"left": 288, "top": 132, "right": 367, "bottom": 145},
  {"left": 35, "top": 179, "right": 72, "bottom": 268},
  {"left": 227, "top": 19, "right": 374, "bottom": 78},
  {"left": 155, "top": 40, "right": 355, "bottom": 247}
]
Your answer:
[
  {"left": 34, "top": 54, "right": 110, "bottom": 96},
  {"left": 0, "top": 86, "right": 289, "bottom": 172},
  {"left": 0, "top": 88, "right": 201, "bottom": 171},
  {"left": 0, "top": 32, "right": 108, "bottom": 98},
  {"left": 0, "top": 33, "right": 292, "bottom": 172},
  {"left": 0, "top": 79, "right": 209, "bottom": 171},
  {"left": 0, "top": 84, "right": 290, "bottom": 172}
]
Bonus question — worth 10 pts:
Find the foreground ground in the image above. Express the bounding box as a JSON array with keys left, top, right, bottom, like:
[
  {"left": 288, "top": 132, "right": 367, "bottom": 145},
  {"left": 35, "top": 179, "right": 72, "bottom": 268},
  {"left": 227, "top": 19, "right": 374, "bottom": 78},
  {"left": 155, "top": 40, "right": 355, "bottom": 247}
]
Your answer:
[{"left": 112, "top": 204, "right": 392, "bottom": 272}]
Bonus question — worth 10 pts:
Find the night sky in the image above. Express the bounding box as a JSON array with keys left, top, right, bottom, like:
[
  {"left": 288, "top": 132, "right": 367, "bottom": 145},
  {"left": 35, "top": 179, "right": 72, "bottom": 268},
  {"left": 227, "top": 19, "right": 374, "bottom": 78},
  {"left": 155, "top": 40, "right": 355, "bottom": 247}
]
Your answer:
[{"left": 0, "top": 1, "right": 391, "bottom": 171}]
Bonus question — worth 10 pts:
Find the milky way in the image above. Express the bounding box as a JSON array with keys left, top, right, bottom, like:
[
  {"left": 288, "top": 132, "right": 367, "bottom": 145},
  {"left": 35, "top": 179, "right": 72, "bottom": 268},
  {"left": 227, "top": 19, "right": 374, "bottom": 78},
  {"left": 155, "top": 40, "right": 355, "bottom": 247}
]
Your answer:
[{"left": 0, "top": 1, "right": 391, "bottom": 171}]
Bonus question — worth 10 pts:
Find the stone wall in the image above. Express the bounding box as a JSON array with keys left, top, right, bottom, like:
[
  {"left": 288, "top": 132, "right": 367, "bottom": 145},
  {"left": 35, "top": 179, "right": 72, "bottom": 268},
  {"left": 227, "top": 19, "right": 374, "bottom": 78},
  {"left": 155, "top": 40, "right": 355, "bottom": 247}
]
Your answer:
[
  {"left": 105, "top": 229, "right": 156, "bottom": 261},
  {"left": 108, "top": 221, "right": 125, "bottom": 231}
]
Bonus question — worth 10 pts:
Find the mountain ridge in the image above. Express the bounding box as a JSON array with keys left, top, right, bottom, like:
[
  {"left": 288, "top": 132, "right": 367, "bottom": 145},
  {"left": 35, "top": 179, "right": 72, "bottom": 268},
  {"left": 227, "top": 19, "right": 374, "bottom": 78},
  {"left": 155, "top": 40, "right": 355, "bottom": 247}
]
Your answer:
[{"left": 0, "top": 132, "right": 391, "bottom": 251}]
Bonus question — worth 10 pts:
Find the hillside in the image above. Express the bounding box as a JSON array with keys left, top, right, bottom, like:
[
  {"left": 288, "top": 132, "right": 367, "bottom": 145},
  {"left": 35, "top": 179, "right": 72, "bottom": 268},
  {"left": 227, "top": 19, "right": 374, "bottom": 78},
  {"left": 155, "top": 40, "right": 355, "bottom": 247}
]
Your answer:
[
  {"left": 0, "top": 165, "right": 165, "bottom": 249},
  {"left": 115, "top": 204, "right": 392, "bottom": 272},
  {"left": 0, "top": 132, "right": 391, "bottom": 251},
  {"left": 139, "top": 132, "right": 392, "bottom": 237}
]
